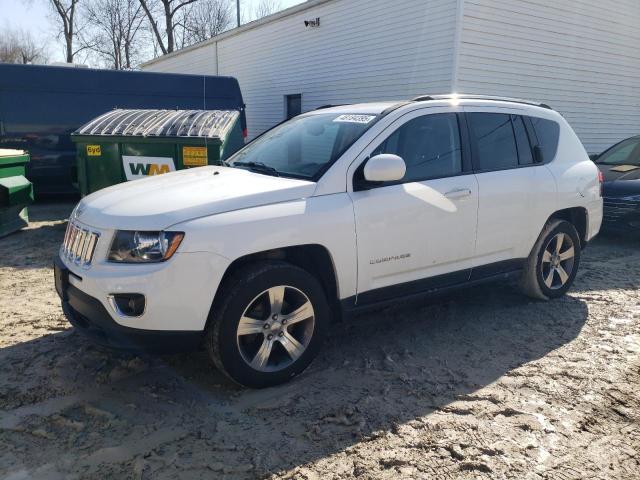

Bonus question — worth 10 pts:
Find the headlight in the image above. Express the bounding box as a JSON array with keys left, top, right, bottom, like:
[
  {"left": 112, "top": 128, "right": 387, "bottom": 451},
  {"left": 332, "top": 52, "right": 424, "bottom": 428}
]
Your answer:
[{"left": 108, "top": 231, "right": 184, "bottom": 263}]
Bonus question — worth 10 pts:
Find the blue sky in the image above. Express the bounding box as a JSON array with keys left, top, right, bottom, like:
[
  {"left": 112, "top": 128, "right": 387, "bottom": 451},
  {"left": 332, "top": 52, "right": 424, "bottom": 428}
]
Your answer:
[{"left": 1, "top": 0, "right": 304, "bottom": 64}]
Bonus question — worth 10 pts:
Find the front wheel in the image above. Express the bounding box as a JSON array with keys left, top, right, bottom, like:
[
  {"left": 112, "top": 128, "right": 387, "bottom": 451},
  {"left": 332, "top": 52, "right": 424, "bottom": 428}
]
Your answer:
[
  {"left": 520, "top": 219, "right": 582, "bottom": 300},
  {"left": 205, "top": 261, "right": 330, "bottom": 388}
]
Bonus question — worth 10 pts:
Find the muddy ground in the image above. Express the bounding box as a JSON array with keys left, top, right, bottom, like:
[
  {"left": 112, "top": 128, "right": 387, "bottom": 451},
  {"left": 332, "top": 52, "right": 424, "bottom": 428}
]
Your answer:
[{"left": 0, "top": 202, "right": 638, "bottom": 479}]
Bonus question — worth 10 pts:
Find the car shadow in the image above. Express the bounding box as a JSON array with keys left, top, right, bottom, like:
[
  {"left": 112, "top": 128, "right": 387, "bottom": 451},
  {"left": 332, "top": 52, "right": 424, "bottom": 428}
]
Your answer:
[{"left": 0, "top": 279, "right": 590, "bottom": 478}]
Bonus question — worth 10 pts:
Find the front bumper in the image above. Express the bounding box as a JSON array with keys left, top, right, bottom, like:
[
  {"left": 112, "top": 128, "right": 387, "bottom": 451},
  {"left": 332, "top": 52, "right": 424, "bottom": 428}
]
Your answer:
[
  {"left": 602, "top": 197, "right": 640, "bottom": 233},
  {"left": 55, "top": 254, "right": 207, "bottom": 353}
]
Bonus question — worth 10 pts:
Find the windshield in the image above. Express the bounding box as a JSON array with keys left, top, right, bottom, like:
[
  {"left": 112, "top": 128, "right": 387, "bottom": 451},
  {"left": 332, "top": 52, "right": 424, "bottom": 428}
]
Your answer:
[
  {"left": 226, "top": 112, "right": 378, "bottom": 179},
  {"left": 596, "top": 137, "right": 640, "bottom": 166}
]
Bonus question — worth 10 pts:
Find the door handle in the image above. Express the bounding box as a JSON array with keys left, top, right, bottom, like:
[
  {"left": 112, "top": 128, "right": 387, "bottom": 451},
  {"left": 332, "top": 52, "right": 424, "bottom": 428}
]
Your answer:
[{"left": 444, "top": 188, "right": 472, "bottom": 199}]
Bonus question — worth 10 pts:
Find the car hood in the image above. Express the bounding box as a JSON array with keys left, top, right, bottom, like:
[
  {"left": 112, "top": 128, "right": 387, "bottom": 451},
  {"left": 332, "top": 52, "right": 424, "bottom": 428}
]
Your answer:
[
  {"left": 75, "top": 166, "right": 317, "bottom": 230},
  {"left": 597, "top": 164, "right": 640, "bottom": 198}
]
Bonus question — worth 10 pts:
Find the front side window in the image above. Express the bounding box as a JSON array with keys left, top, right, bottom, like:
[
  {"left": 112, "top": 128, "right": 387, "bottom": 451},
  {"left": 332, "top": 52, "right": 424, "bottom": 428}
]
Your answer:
[
  {"left": 372, "top": 113, "right": 462, "bottom": 182},
  {"left": 596, "top": 137, "right": 640, "bottom": 166},
  {"left": 467, "top": 113, "right": 519, "bottom": 171},
  {"left": 227, "top": 112, "right": 378, "bottom": 180}
]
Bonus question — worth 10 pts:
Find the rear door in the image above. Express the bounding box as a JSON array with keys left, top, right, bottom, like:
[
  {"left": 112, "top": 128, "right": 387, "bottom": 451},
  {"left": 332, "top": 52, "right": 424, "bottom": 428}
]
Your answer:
[{"left": 465, "top": 109, "right": 555, "bottom": 272}]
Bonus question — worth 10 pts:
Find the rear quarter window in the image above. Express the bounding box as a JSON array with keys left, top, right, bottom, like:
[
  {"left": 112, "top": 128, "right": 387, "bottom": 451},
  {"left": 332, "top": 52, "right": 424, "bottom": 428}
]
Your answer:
[{"left": 530, "top": 117, "right": 560, "bottom": 163}]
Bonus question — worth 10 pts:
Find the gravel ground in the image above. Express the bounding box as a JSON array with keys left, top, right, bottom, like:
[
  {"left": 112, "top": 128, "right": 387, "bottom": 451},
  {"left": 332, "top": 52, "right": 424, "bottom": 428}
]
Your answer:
[{"left": 0, "top": 202, "right": 638, "bottom": 480}]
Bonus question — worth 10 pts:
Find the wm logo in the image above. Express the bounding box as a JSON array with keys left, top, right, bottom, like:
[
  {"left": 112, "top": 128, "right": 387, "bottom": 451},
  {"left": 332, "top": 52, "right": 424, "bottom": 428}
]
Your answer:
[{"left": 129, "top": 163, "right": 171, "bottom": 176}]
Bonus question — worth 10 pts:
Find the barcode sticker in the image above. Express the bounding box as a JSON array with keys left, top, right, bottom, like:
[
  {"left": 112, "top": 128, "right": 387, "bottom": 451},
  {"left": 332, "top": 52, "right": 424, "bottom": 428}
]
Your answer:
[{"left": 334, "top": 114, "right": 376, "bottom": 124}]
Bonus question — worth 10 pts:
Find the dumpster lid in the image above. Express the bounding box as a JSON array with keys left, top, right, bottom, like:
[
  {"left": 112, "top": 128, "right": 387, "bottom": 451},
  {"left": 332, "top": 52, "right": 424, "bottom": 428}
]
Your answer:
[
  {"left": 74, "top": 109, "right": 240, "bottom": 140},
  {"left": 0, "top": 149, "right": 26, "bottom": 157},
  {"left": 0, "top": 149, "right": 29, "bottom": 167}
]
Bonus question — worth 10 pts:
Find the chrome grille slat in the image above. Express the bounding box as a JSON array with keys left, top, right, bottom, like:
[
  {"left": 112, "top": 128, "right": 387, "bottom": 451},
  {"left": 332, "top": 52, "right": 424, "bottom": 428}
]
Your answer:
[{"left": 61, "top": 221, "right": 100, "bottom": 267}]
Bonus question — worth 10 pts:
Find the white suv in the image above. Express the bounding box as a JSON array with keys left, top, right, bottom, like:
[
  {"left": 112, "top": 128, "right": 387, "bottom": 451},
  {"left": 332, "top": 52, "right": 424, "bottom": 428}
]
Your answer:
[{"left": 55, "top": 95, "right": 603, "bottom": 388}]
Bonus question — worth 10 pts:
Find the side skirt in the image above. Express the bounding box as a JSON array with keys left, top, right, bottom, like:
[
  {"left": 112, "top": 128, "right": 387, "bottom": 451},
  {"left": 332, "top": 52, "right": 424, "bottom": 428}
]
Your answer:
[{"left": 341, "top": 259, "right": 525, "bottom": 316}]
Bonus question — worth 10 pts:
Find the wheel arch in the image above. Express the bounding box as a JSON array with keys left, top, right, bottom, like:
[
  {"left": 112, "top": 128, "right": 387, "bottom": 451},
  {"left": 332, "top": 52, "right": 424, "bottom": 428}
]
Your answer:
[
  {"left": 211, "top": 244, "right": 341, "bottom": 322},
  {"left": 548, "top": 207, "right": 588, "bottom": 248}
]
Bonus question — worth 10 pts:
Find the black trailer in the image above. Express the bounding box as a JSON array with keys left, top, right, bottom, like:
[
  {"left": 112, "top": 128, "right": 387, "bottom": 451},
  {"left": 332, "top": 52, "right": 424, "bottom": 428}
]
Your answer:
[{"left": 0, "top": 64, "right": 247, "bottom": 196}]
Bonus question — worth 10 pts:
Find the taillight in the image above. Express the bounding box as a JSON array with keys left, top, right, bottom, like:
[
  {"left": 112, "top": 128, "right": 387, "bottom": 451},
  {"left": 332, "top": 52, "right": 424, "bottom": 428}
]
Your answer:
[
  {"left": 598, "top": 170, "right": 604, "bottom": 197},
  {"left": 242, "top": 128, "right": 248, "bottom": 138}
]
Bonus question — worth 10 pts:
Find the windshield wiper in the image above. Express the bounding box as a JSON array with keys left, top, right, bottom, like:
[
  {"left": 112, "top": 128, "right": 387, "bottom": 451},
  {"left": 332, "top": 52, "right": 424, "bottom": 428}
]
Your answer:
[{"left": 232, "top": 161, "right": 280, "bottom": 177}]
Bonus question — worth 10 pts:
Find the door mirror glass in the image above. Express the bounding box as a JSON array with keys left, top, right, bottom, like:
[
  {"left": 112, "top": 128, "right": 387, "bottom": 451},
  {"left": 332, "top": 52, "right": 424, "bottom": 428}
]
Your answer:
[{"left": 364, "top": 154, "right": 406, "bottom": 182}]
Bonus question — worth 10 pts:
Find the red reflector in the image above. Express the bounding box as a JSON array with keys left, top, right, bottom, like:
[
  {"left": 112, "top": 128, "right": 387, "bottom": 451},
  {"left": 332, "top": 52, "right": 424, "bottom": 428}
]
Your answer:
[
  {"left": 242, "top": 128, "right": 248, "bottom": 138},
  {"left": 598, "top": 170, "right": 604, "bottom": 196}
]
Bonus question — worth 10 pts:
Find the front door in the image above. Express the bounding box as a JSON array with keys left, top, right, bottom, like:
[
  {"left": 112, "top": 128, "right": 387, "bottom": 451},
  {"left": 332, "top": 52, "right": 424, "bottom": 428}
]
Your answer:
[{"left": 349, "top": 109, "right": 478, "bottom": 304}]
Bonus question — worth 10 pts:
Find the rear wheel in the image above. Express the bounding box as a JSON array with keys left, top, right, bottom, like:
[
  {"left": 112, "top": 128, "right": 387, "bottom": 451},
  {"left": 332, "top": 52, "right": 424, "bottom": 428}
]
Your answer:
[
  {"left": 520, "top": 219, "right": 581, "bottom": 300},
  {"left": 205, "top": 261, "right": 330, "bottom": 388}
]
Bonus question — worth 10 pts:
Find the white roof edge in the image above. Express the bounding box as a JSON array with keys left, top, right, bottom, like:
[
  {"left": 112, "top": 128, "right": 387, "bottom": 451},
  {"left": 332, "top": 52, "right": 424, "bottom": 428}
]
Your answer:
[{"left": 141, "top": 0, "right": 335, "bottom": 68}]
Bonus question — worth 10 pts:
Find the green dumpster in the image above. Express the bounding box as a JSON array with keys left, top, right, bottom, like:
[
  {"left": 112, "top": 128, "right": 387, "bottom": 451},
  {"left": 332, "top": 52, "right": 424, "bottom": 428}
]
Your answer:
[
  {"left": 71, "top": 109, "right": 245, "bottom": 195},
  {"left": 0, "top": 149, "right": 33, "bottom": 237}
]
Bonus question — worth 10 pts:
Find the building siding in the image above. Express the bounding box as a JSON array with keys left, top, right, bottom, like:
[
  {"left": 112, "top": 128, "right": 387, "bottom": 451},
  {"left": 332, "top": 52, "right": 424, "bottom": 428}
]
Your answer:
[
  {"left": 144, "top": 0, "right": 458, "bottom": 139},
  {"left": 142, "top": 0, "right": 640, "bottom": 152},
  {"left": 456, "top": 0, "right": 640, "bottom": 153},
  {"left": 144, "top": 43, "right": 218, "bottom": 76}
]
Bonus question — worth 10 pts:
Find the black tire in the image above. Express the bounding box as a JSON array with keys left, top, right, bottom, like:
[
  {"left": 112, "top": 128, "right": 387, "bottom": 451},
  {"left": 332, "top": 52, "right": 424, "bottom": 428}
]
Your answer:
[
  {"left": 520, "top": 219, "right": 582, "bottom": 300},
  {"left": 205, "top": 261, "right": 330, "bottom": 388}
]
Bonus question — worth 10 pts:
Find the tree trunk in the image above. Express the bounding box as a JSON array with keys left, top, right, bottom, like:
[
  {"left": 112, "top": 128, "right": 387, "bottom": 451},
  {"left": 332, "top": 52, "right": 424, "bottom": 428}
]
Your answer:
[{"left": 163, "top": 0, "right": 174, "bottom": 53}]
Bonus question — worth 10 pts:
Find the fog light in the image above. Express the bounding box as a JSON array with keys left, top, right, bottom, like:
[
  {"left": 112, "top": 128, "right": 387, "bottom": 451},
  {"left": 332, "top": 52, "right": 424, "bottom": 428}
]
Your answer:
[{"left": 109, "top": 294, "right": 145, "bottom": 317}]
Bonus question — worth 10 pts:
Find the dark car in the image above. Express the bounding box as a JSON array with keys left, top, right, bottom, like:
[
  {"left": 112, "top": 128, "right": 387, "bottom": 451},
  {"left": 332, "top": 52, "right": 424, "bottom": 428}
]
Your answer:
[
  {"left": 592, "top": 135, "right": 640, "bottom": 233},
  {"left": 0, "top": 64, "right": 247, "bottom": 197}
]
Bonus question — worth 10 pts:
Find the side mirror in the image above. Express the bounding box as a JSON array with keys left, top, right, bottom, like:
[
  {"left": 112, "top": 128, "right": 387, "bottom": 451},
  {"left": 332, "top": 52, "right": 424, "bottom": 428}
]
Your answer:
[
  {"left": 363, "top": 154, "right": 406, "bottom": 183},
  {"left": 589, "top": 153, "right": 600, "bottom": 161},
  {"left": 533, "top": 145, "right": 544, "bottom": 164}
]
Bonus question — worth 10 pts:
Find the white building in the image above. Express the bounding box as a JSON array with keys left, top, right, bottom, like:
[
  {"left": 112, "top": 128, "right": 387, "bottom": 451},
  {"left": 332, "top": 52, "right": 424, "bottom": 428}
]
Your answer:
[{"left": 142, "top": 0, "right": 640, "bottom": 153}]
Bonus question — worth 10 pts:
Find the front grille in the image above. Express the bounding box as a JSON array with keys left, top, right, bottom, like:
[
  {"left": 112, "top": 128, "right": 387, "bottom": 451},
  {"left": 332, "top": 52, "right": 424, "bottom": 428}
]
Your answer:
[
  {"left": 62, "top": 221, "right": 100, "bottom": 267},
  {"left": 603, "top": 198, "right": 640, "bottom": 221}
]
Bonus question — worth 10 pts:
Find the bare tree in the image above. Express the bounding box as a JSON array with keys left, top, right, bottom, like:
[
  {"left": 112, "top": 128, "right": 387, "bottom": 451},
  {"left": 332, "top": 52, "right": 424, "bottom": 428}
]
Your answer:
[
  {"left": 251, "top": 0, "right": 281, "bottom": 21},
  {"left": 138, "top": 0, "right": 198, "bottom": 54},
  {"left": 182, "top": 0, "right": 233, "bottom": 44},
  {"left": 0, "top": 28, "right": 48, "bottom": 64},
  {"left": 45, "top": 0, "right": 90, "bottom": 62},
  {"left": 82, "top": 0, "right": 147, "bottom": 69}
]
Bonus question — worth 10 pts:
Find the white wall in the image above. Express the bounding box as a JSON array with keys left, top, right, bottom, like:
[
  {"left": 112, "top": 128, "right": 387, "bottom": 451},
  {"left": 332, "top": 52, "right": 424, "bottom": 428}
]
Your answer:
[
  {"left": 142, "top": 0, "right": 640, "bottom": 151},
  {"left": 216, "top": 0, "right": 458, "bottom": 138},
  {"left": 456, "top": 0, "right": 640, "bottom": 153},
  {"left": 144, "top": 0, "right": 458, "bottom": 139},
  {"left": 144, "top": 43, "right": 218, "bottom": 76}
]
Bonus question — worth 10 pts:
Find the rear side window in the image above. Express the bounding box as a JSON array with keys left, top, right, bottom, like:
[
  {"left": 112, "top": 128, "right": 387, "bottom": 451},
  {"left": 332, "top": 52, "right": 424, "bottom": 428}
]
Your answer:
[
  {"left": 529, "top": 117, "right": 560, "bottom": 163},
  {"left": 512, "top": 115, "right": 534, "bottom": 165},
  {"left": 467, "top": 113, "right": 518, "bottom": 171}
]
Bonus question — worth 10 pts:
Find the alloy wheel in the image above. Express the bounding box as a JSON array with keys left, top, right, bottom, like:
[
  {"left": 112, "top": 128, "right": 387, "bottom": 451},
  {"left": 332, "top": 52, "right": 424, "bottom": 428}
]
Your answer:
[
  {"left": 236, "top": 285, "right": 315, "bottom": 372},
  {"left": 541, "top": 232, "right": 576, "bottom": 290}
]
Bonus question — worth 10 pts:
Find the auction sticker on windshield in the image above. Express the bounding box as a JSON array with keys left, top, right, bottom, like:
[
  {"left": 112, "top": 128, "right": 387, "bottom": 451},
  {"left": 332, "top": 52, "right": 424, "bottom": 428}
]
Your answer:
[{"left": 334, "top": 114, "right": 376, "bottom": 124}]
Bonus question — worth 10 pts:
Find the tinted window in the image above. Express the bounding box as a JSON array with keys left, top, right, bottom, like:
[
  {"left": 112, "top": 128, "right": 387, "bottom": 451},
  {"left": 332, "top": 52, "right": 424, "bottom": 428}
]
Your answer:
[
  {"left": 373, "top": 113, "right": 462, "bottom": 182},
  {"left": 512, "top": 115, "right": 534, "bottom": 165},
  {"left": 468, "top": 113, "right": 518, "bottom": 171},
  {"left": 530, "top": 117, "right": 560, "bottom": 163}
]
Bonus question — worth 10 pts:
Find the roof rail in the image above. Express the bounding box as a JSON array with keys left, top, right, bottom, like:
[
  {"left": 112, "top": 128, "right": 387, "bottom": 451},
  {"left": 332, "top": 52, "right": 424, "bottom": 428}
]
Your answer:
[{"left": 411, "top": 94, "right": 552, "bottom": 110}]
